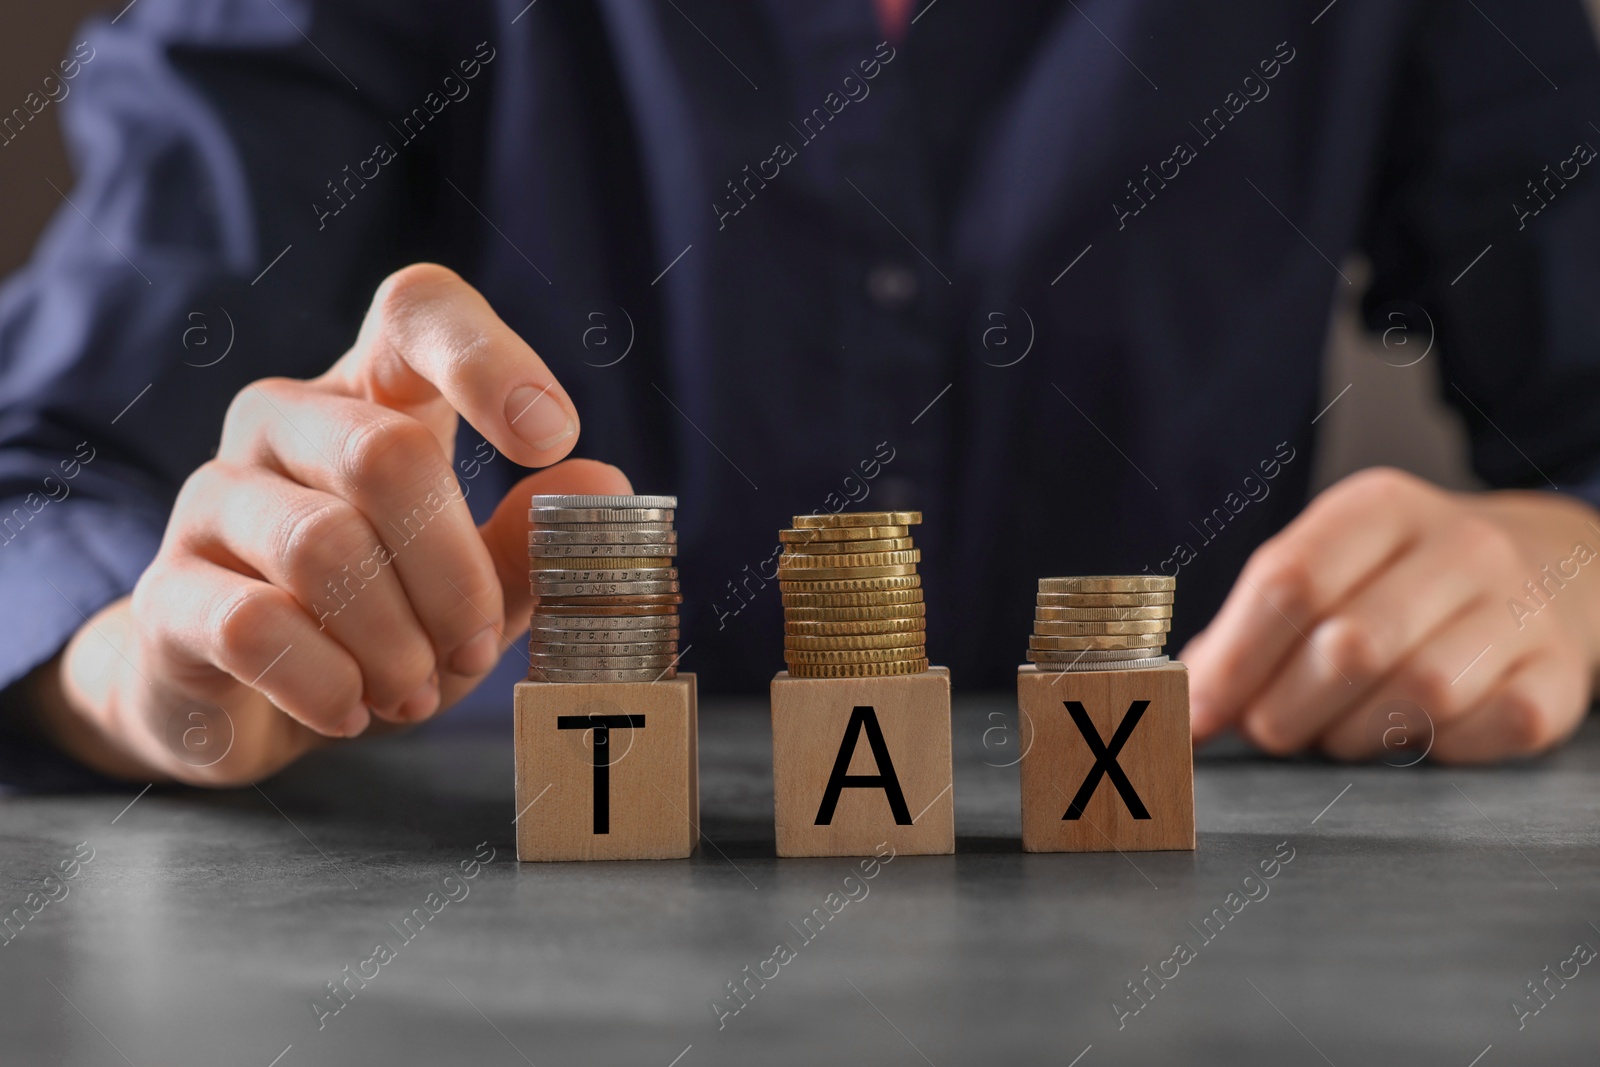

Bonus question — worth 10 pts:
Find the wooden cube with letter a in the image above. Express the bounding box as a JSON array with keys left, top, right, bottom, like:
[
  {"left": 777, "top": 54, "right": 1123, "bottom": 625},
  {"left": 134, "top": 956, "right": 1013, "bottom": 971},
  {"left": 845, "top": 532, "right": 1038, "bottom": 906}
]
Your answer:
[
  {"left": 770, "top": 667, "right": 954, "bottom": 858},
  {"left": 514, "top": 674, "right": 698, "bottom": 861},
  {"left": 1017, "top": 662, "right": 1194, "bottom": 852}
]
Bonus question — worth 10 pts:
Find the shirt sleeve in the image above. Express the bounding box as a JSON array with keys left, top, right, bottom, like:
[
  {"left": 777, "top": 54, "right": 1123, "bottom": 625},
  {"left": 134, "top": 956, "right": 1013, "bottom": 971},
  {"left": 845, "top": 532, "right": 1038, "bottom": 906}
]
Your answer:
[
  {"left": 1359, "top": 0, "right": 1600, "bottom": 509},
  {"left": 0, "top": 0, "right": 493, "bottom": 703}
]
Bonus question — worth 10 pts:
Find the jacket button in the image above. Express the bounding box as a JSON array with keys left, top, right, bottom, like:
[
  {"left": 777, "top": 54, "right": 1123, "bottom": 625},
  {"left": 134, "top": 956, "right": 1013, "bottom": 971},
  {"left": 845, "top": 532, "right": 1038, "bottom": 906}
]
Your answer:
[{"left": 865, "top": 263, "right": 919, "bottom": 311}]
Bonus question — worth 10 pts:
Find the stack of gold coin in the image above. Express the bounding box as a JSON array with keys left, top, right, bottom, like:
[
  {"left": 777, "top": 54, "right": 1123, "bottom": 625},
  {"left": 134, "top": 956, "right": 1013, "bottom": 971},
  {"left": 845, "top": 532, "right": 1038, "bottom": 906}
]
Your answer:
[
  {"left": 1027, "top": 576, "right": 1175, "bottom": 672},
  {"left": 778, "top": 510, "right": 928, "bottom": 678},
  {"left": 527, "top": 494, "right": 682, "bottom": 683}
]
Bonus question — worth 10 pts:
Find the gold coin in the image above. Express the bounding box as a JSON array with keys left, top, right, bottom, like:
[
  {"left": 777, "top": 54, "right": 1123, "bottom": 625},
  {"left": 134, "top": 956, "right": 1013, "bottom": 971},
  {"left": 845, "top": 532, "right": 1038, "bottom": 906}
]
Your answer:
[
  {"left": 784, "top": 617, "right": 926, "bottom": 635},
  {"left": 1028, "top": 633, "right": 1164, "bottom": 650},
  {"left": 535, "top": 593, "right": 683, "bottom": 607},
  {"left": 1032, "top": 620, "right": 1170, "bottom": 636},
  {"left": 779, "top": 550, "right": 919, "bottom": 569},
  {"left": 785, "top": 647, "right": 929, "bottom": 664},
  {"left": 1035, "top": 591, "right": 1174, "bottom": 607},
  {"left": 779, "top": 575, "right": 922, "bottom": 593},
  {"left": 779, "top": 537, "right": 914, "bottom": 555},
  {"left": 792, "top": 511, "right": 922, "bottom": 528},
  {"left": 530, "top": 556, "right": 673, "bottom": 570},
  {"left": 787, "top": 658, "right": 929, "bottom": 678},
  {"left": 777, "top": 564, "right": 918, "bottom": 582},
  {"left": 1038, "top": 576, "right": 1175, "bottom": 593},
  {"left": 779, "top": 525, "right": 909, "bottom": 543},
  {"left": 782, "top": 599, "right": 926, "bottom": 616},
  {"left": 784, "top": 632, "right": 925, "bottom": 651},
  {"left": 1035, "top": 606, "right": 1172, "bottom": 621},
  {"left": 533, "top": 603, "right": 677, "bottom": 617}
]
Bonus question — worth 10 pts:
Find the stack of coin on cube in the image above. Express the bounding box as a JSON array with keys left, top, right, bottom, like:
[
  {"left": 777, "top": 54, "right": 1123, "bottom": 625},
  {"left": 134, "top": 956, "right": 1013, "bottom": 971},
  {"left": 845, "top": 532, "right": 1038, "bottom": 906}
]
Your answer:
[
  {"left": 1027, "top": 576, "right": 1175, "bottom": 671},
  {"left": 527, "top": 494, "right": 681, "bottom": 682},
  {"left": 778, "top": 510, "right": 928, "bottom": 678}
]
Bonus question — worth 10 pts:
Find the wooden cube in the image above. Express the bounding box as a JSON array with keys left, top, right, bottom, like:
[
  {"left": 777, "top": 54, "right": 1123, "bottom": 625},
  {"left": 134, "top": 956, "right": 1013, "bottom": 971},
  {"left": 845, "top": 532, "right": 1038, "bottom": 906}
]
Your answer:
[
  {"left": 770, "top": 667, "right": 954, "bottom": 858},
  {"left": 1017, "top": 662, "right": 1194, "bottom": 852},
  {"left": 513, "top": 674, "right": 698, "bottom": 861}
]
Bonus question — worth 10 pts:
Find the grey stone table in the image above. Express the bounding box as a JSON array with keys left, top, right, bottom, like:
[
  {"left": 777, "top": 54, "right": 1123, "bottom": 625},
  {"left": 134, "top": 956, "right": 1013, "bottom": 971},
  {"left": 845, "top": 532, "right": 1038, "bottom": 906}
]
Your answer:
[{"left": 4, "top": 694, "right": 1599, "bottom": 1066}]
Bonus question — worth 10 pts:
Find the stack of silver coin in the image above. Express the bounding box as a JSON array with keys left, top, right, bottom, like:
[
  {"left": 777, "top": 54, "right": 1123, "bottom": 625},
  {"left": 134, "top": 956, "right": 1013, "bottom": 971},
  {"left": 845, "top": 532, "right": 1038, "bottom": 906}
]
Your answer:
[
  {"left": 527, "top": 494, "right": 682, "bottom": 683},
  {"left": 1027, "top": 576, "right": 1175, "bottom": 671}
]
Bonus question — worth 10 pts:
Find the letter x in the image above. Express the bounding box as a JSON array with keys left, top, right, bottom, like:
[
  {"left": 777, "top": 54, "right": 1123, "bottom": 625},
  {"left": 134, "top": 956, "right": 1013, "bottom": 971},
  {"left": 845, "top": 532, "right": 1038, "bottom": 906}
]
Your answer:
[
  {"left": 1062, "top": 701, "right": 1150, "bottom": 820},
  {"left": 557, "top": 714, "right": 646, "bottom": 834}
]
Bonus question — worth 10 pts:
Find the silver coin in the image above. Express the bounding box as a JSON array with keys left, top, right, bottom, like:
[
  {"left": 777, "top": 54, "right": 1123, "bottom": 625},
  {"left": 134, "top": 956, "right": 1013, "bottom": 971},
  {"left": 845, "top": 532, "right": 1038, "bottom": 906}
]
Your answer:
[
  {"left": 531, "top": 568, "right": 677, "bottom": 584},
  {"left": 530, "top": 494, "right": 677, "bottom": 510},
  {"left": 531, "top": 582, "right": 679, "bottom": 599},
  {"left": 527, "top": 641, "right": 679, "bottom": 658},
  {"left": 528, "top": 666, "right": 678, "bottom": 683},
  {"left": 528, "top": 653, "right": 679, "bottom": 669},
  {"left": 529, "top": 528, "right": 679, "bottom": 545},
  {"left": 1029, "top": 656, "right": 1171, "bottom": 672},
  {"left": 530, "top": 614, "right": 677, "bottom": 631},
  {"left": 1027, "top": 647, "right": 1167, "bottom": 662},
  {"left": 528, "top": 543, "right": 679, "bottom": 558},
  {"left": 531, "top": 628, "right": 680, "bottom": 645},
  {"left": 528, "top": 521, "right": 675, "bottom": 535},
  {"left": 528, "top": 507, "right": 674, "bottom": 523},
  {"left": 531, "top": 586, "right": 683, "bottom": 600}
]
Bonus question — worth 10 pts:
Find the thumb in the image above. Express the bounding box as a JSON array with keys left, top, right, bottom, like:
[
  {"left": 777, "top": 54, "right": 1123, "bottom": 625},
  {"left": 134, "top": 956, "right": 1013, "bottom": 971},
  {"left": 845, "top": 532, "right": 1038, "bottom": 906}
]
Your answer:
[{"left": 479, "top": 459, "right": 635, "bottom": 638}]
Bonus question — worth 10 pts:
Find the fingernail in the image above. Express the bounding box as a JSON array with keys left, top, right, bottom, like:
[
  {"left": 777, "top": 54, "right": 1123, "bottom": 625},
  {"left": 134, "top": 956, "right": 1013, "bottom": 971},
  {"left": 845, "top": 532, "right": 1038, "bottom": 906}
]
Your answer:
[
  {"left": 449, "top": 627, "right": 501, "bottom": 675},
  {"left": 397, "top": 675, "right": 440, "bottom": 722},
  {"left": 340, "top": 705, "right": 372, "bottom": 737},
  {"left": 505, "top": 385, "right": 575, "bottom": 452}
]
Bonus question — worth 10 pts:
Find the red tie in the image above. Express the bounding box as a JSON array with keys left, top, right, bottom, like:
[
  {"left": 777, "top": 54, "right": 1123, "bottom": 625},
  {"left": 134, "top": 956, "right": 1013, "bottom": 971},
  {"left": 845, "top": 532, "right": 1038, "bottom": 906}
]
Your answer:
[{"left": 873, "top": 0, "right": 914, "bottom": 42}]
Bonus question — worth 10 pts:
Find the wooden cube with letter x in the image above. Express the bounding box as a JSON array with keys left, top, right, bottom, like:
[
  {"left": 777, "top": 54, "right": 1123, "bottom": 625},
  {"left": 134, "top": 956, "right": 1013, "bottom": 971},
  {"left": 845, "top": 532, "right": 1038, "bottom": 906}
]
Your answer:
[
  {"left": 1016, "top": 662, "right": 1194, "bottom": 852},
  {"left": 770, "top": 668, "right": 955, "bottom": 858},
  {"left": 513, "top": 675, "right": 699, "bottom": 861},
  {"left": 1018, "top": 575, "right": 1193, "bottom": 852}
]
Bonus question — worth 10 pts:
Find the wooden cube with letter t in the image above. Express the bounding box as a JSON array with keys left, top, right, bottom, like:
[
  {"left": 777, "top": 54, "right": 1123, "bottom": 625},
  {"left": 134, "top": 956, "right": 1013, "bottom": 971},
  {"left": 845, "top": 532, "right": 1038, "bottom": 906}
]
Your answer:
[
  {"left": 769, "top": 667, "right": 954, "bottom": 857},
  {"left": 1017, "top": 662, "right": 1194, "bottom": 852},
  {"left": 513, "top": 674, "right": 698, "bottom": 861}
]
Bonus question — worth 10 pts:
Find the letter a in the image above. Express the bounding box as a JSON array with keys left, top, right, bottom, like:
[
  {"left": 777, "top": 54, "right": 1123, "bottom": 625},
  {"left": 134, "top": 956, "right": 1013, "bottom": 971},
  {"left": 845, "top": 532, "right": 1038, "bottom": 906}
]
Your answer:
[{"left": 814, "top": 706, "right": 913, "bottom": 825}]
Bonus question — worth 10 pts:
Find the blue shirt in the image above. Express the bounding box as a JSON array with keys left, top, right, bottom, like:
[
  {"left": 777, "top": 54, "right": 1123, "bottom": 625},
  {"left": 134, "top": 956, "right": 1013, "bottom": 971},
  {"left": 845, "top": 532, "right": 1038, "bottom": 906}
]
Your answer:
[{"left": 3, "top": 0, "right": 1600, "bottom": 714}]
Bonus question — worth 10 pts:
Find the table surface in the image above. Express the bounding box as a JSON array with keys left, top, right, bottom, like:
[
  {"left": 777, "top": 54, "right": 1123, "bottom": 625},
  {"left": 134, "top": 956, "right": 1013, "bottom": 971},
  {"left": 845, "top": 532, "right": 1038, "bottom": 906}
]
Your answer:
[{"left": 4, "top": 693, "right": 1599, "bottom": 1066}]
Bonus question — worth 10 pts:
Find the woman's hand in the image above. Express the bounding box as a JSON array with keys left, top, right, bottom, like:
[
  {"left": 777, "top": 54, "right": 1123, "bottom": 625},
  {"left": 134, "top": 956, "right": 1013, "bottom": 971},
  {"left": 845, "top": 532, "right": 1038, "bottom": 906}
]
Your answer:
[
  {"left": 33, "top": 264, "right": 630, "bottom": 785},
  {"left": 1184, "top": 468, "right": 1598, "bottom": 763}
]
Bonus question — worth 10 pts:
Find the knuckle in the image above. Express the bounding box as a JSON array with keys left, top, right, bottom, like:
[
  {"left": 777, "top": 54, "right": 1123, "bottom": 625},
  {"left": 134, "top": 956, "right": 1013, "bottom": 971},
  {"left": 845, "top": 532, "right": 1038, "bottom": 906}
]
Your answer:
[
  {"left": 1342, "top": 466, "right": 1420, "bottom": 506},
  {"left": 1454, "top": 516, "right": 1522, "bottom": 572},
  {"left": 213, "top": 586, "right": 285, "bottom": 657},
  {"left": 338, "top": 417, "right": 441, "bottom": 493},
  {"left": 219, "top": 377, "right": 295, "bottom": 453},
  {"left": 300, "top": 668, "right": 364, "bottom": 730},
  {"left": 1318, "top": 616, "right": 1384, "bottom": 681},
  {"left": 1403, "top": 661, "right": 1457, "bottom": 717},
  {"left": 169, "top": 461, "right": 228, "bottom": 529},
  {"left": 1498, "top": 688, "right": 1551, "bottom": 752},
  {"left": 276, "top": 500, "right": 371, "bottom": 593},
  {"left": 1246, "top": 542, "right": 1316, "bottom": 620}
]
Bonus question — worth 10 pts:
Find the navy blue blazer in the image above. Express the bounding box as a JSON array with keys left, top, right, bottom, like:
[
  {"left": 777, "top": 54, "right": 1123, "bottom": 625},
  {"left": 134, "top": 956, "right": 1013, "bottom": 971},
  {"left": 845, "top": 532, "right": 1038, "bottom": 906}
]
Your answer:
[{"left": 3, "top": 0, "right": 1600, "bottom": 703}]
